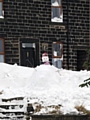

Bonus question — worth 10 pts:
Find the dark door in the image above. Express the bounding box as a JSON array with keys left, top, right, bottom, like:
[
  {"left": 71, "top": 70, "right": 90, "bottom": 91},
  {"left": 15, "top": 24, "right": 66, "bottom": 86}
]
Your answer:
[
  {"left": 20, "top": 41, "right": 39, "bottom": 67},
  {"left": 21, "top": 48, "right": 35, "bottom": 67},
  {"left": 77, "top": 50, "right": 86, "bottom": 71}
]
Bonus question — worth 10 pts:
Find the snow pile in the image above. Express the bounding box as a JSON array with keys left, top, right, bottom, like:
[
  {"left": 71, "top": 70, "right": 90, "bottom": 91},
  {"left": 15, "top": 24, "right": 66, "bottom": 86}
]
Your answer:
[{"left": 0, "top": 63, "right": 90, "bottom": 115}]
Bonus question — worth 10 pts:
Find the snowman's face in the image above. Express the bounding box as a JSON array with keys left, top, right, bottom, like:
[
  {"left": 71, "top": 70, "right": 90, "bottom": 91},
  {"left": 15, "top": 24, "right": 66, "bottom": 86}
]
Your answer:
[{"left": 42, "top": 56, "right": 49, "bottom": 62}]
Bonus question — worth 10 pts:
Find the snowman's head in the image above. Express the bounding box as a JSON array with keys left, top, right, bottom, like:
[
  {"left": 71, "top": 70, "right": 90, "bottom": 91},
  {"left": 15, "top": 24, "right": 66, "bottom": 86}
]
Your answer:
[{"left": 42, "top": 52, "right": 49, "bottom": 62}]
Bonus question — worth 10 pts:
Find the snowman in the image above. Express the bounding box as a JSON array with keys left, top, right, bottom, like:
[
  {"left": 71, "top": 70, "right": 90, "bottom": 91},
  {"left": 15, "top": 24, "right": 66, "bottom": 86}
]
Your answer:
[{"left": 42, "top": 52, "right": 50, "bottom": 65}]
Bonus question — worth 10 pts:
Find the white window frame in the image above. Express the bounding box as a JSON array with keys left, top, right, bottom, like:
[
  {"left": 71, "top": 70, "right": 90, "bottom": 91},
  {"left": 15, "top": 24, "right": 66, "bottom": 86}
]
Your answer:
[{"left": 51, "top": 0, "right": 63, "bottom": 23}]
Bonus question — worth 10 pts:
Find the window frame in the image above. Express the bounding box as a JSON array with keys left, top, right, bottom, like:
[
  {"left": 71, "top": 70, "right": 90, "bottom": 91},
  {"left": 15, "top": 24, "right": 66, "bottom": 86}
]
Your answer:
[
  {"left": 52, "top": 41, "right": 63, "bottom": 58},
  {"left": 0, "top": 38, "right": 5, "bottom": 62},
  {"left": 51, "top": 0, "right": 63, "bottom": 23},
  {"left": 52, "top": 41, "right": 63, "bottom": 69},
  {"left": 0, "top": 0, "right": 4, "bottom": 18}
]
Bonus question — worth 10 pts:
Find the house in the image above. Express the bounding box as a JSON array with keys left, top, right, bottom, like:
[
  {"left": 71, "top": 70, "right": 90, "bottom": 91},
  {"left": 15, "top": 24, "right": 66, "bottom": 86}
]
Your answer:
[{"left": 0, "top": 0, "right": 89, "bottom": 70}]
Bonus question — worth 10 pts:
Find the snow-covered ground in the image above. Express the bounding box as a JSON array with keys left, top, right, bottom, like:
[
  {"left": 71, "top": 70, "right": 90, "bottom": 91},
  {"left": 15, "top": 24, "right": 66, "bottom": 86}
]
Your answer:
[{"left": 0, "top": 63, "right": 90, "bottom": 115}]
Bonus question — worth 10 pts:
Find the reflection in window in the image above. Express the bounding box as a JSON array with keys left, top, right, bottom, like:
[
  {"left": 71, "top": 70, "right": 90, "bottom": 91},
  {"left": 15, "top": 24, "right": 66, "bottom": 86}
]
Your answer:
[
  {"left": 0, "top": 40, "right": 3, "bottom": 52},
  {"left": 52, "top": 7, "right": 61, "bottom": 19},
  {"left": 22, "top": 43, "right": 35, "bottom": 48},
  {"left": 52, "top": 58, "right": 62, "bottom": 69},
  {"left": 51, "top": 0, "right": 63, "bottom": 22},
  {"left": 0, "top": 55, "right": 4, "bottom": 62},
  {"left": 51, "top": 0, "right": 61, "bottom": 6},
  {"left": 52, "top": 42, "right": 63, "bottom": 69},
  {"left": 52, "top": 42, "right": 63, "bottom": 57},
  {"left": 0, "top": 2, "right": 2, "bottom": 16},
  {"left": 0, "top": 0, "right": 4, "bottom": 18}
]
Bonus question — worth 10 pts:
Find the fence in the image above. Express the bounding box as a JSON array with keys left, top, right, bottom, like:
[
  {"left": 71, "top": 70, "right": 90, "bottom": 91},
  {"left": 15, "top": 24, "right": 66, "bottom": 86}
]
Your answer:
[{"left": 26, "top": 115, "right": 90, "bottom": 120}]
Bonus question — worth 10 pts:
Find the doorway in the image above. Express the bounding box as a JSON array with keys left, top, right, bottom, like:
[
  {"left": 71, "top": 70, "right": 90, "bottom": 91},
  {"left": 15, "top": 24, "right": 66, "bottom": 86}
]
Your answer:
[
  {"left": 20, "top": 39, "right": 39, "bottom": 67},
  {"left": 77, "top": 50, "right": 86, "bottom": 71}
]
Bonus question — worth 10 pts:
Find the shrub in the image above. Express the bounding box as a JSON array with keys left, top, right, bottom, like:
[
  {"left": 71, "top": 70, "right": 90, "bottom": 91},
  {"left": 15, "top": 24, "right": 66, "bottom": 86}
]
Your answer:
[{"left": 75, "top": 105, "right": 90, "bottom": 115}]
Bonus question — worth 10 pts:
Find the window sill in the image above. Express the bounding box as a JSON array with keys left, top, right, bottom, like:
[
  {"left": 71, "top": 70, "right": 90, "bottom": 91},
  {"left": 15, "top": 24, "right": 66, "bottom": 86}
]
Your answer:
[
  {"left": 50, "top": 21, "right": 64, "bottom": 25},
  {"left": 0, "top": 17, "right": 5, "bottom": 21},
  {"left": 0, "top": 16, "right": 4, "bottom": 18},
  {"left": 50, "top": 21, "right": 66, "bottom": 30}
]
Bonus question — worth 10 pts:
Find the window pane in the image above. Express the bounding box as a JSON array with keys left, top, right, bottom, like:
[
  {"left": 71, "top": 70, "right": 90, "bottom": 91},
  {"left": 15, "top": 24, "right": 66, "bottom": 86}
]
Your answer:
[
  {"left": 0, "top": 2, "right": 2, "bottom": 16},
  {"left": 0, "top": 40, "right": 3, "bottom": 52},
  {"left": 51, "top": 0, "right": 61, "bottom": 6},
  {"left": 52, "top": 58, "right": 62, "bottom": 69},
  {"left": 22, "top": 43, "right": 35, "bottom": 48},
  {"left": 53, "top": 43, "right": 62, "bottom": 56},
  {"left": 52, "top": 42, "right": 63, "bottom": 68},
  {"left": 51, "top": 7, "right": 63, "bottom": 22},
  {"left": 0, "top": 55, "right": 4, "bottom": 62},
  {"left": 52, "top": 7, "right": 60, "bottom": 18}
]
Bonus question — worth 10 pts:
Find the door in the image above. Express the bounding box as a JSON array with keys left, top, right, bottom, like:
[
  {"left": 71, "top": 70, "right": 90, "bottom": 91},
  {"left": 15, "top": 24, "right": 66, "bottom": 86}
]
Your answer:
[
  {"left": 77, "top": 50, "right": 86, "bottom": 71},
  {"left": 20, "top": 41, "right": 39, "bottom": 67},
  {"left": 21, "top": 47, "right": 35, "bottom": 67}
]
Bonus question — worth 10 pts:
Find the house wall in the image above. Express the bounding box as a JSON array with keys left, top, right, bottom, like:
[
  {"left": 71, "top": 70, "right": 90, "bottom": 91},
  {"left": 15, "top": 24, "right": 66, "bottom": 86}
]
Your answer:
[
  {"left": 67, "top": 0, "right": 89, "bottom": 70},
  {"left": 0, "top": 0, "right": 89, "bottom": 70}
]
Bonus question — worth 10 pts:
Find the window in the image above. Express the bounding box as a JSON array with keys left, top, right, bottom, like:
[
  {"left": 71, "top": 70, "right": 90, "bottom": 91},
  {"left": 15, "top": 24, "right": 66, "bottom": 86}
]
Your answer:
[
  {"left": 51, "top": 0, "right": 63, "bottom": 22},
  {"left": 0, "top": 38, "right": 5, "bottom": 62},
  {"left": 0, "top": 0, "right": 4, "bottom": 18},
  {"left": 52, "top": 42, "right": 63, "bottom": 69},
  {"left": 22, "top": 43, "right": 35, "bottom": 48}
]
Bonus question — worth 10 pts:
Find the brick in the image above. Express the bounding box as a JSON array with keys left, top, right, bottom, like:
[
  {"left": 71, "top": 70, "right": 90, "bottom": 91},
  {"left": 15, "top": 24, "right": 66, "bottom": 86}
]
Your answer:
[{"left": 0, "top": 0, "right": 89, "bottom": 70}]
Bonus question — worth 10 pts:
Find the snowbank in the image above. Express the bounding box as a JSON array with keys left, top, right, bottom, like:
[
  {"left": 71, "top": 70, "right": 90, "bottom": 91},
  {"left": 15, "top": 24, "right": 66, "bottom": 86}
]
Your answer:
[{"left": 0, "top": 63, "right": 90, "bottom": 114}]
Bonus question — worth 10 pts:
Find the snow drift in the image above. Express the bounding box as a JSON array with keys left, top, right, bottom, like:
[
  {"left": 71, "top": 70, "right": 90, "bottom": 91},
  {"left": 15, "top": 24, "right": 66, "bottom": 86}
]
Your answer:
[{"left": 0, "top": 63, "right": 90, "bottom": 115}]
